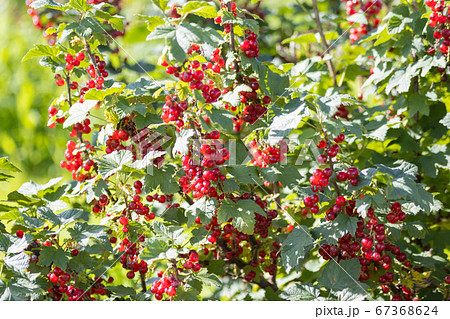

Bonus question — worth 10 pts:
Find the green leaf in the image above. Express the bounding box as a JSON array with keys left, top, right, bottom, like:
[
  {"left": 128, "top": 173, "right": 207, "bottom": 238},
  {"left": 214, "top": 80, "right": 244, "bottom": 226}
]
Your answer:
[
  {"left": 29, "top": 0, "right": 67, "bottom": 11},
  {"left": 387, "top": 15, "right": 412, "bottom": 34},
  {"left": 0, "top": 172, "right": 14, "bottom": 182},
  {"left": 144, "top": 16, "right": 165, "bottom": 32},
  {"left": 152, "top": 221, "right": 187, "bottom": 245},
  {"left": 312, "top": 214, "right": 358, "bottom": 244},
  {"left": 68, "top": 222, "right": 108, "bottom": 246},
  {"left": 68, "top": 0, "right": 92, "bottom": 12},
  {"left": 185, "top": 197, "right": 217, "bottom": 227},
  {"left": 318, "top": 259, "right": 368, "bottom": 293},
  {"left": 182, "top": 1, "right": 217, "bottom": 19},
  {"left": 407, "top": 93, "right": 429, "bottom": 116},
  {"left": 225, "top": 165, "right": 262, "bottom": 185},
  {"left": 404, "top": 221, "right": 426, "bottom": 239},
  {"left": 37, "top": 207, "right": 61, "bottom": 225},
  {"left": 189, "top": 227, "right": 208, "bottom": 245},
  {"left": 280, "top": 283, "right": 320, "bottom": 301},
  {"left": 0, "top": 274, "right": 43, "bottom": 301},
  {"left": 143, "top": 165, "right": 179, "bottom": 194},
  {"left": 347, "top": 12, "right": 368, "bottom": 24},
  {"left": 93, "top": 10, "right": 124, "bottom": 32},
  {"left": 58, "top": 208, "right": 90, "bottom": 225},
  {"left": 267, "top": 99, "right": 307, "bottom": 144},
  {"left": 17, "top": 177, "right": 62, "bottom": 197},
  {"left": 146, "top": 24, "right": 176, "bottom": 41},
  {"left": 97, "top": 150, "right": 134, "bottom": 179},
  {"left": 63, "top": 100, "right": 100, "bottom": 128},
  {"left": 84, "top": 83, "right": 125, "bottom": 100},
  {"left": 37, "top": 246, "right": 69, "bottom": 269},
  {"left": 260, "top": 165, "right": 302, "bottom": 188},
  {"left": 193, "top": 268, "right": 221, "bottom": 287},
  {"left": 150, "top": 0, "right": 168, "bottom": 11},
  {"left": 141, "top": 237, "right": 170, "bottom": 261},
  {"left": 20, "top": 213, "right": 44, "bottom": 229},
  {"left": 4, "top": 252, "right": 29, "bottom": 274},
  {"left": 0, "top": 157, "right": 22, "bottom": 173},
  {"left": 216, "top": 199, "right": 265, "bottom": 234},
  {"left": 107, "top": 285, "right": 136, "bottom": 298},
  {"left": 125, "top": 151, "right": 166, "bottom": 171},
  {"left": 7, "top": 236, "right": 30, "bottom": 254},
  {"left": 280, "top": 226, "right": 314, "bottom": 273},
  {"left": 0, "top": 232, "right": 11, "bottom": 251},
  {"left": 222, "top": 10, "right": 259, "bottom": 33}
]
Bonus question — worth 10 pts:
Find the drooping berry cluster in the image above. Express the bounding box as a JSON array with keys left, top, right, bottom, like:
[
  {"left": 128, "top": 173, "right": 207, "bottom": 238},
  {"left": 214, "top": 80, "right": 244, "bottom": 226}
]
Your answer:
[
  {"left": 150, "top": 272, "right": 180, "bottom": 300},
  {"left": 116, "top": 237, "right": 148, "bottom": 279},
  {"left": 46, "top": 267, "right": 86, "bottom": 301},
  {"left": 426, "top": 0, "right": 450, "bottom": 55},
  {"left": 227, "top": 78, "right": 271, "bottom": 131},
  {"left": 161, "top": 94, "right": 188, "bottom": 128},
  {"left": 239, "top": 30, "right": 260, "bottom": 58},
  {"left": 334, "top": 104, "right": 350, "bottom": 119},
  {"left": 318, "top": 202, "right": 416, "bottom": 301},
  {"left": 343, "top": 0, "right": 382, "bottom": 43},
  {"left": 248, "top": 139, "right": 288, "bottom": 168},
  {"left": 179, "top": 131, "right": 229, "bottom": 199},
  {"left": 60, "top": 140, "right": 95, "bottom": 182},
  {"left": 386, "top": 202, "right": 406, "bottom": 224}
]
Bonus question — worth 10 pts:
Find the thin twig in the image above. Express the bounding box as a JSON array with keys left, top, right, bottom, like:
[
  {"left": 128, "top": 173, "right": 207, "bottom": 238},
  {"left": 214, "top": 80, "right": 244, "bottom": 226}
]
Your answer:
[
  {"left": 312, "top": 0, "right": 338, "bottom": 87},
  {"left": 84, "top": 40, "right": 101, "bottom": 78}
]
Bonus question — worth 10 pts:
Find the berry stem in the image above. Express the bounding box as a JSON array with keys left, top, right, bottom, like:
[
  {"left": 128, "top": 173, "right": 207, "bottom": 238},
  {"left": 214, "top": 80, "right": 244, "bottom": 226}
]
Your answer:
[
  {"left": 225, "top": 2, "right": 242, "bottom": 81},
  {"left": 312, "top": 0, "right": 338, "bottom": 87},
  {"left": 84, "top": 39, "right": 101, "bottom": 78},
  {"left": 66, "top": 75, "right": 72, "bottom": 107},
  {"left": 139, "top": 271, "right": 147, "bottom": 293},
  {"left": 272, "top": 181, "right": 282, "bottom": 210}
]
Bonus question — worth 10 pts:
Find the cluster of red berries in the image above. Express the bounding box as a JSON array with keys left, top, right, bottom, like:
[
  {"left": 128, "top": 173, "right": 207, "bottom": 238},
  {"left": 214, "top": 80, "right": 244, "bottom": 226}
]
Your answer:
[
  {"left": 198, "top": 194, "right": 281, "bottom": 280},
  {"left": 105, "top": 129, "right": 129, "bottom": 153},
  {"left": 426, "top": 0, "right": 450, "bottom": 55},
  {"left": 334, "top": 104, "right": 350, "bottom": 119},
  {"left": 47, "top": 105, "right": 65, "bottom": 128},
  {"left": 386, "top": 202, "right": 406, "bottom": 224},
  {"left": 343, "top": 0, "right": 382, "bottom": 43},
  {"left": 116, "top": 237, "right": 148, "bottom": 279},
  {"left": 47, "top": 267, "right": 85, "bottom": 301},
  {"left": 240, "top": 30, "right": 260, "bottom": 58},
  {"left": 319, "top": 204, "right": 415, "bottom": 301},
  {"left": 227, "top": 79, "right": 271, "bottom": 131},
  {"left": 317, "top": 133, "right": 345, "bottom": 163},
  {"left": 248, "top": 140, "right": 287, "bottom": 168},
  {"left": 85, "top": 276, "right": 115, "bottom": 300},
  {"left": 92, "top": 194, "right": 110, "bottom": 214},
  {"left": 70, "top": 119, "right": 92, "bottom": 138},
  {"left": 167, "top": 5, "right": 181, "bottom": 19},
  {"left": 182, "top": 251, "right": 202, "bottom": 272},
  {"left": 161, "top": 94, "right": 188, "bottom": 127},
  {"left": 308, "top": 168, "right": 333, "bottom": 193},
  {"left": 163, "top": 49, "right": 224, "bottom": 104},
  {"left": 326, "top": 198, "right": 356, "bottom": 221},
  {"left": 179, "top": 131, "right": 228, "bottom": 199},
  {"left": 25, "top": 0, "right": 59, "bottom": 45},
  {"left": 151, "top": 272, "right": 180, "bottom": 300},
  {"left": 60, "top": 140, "right": 95, "bottom": 182},
  {"left": 215, "top": 1, "right": 238, "bottom": 33},
  {"left": 80, "top": 55, "right": 108, "bottom": 103}
]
